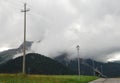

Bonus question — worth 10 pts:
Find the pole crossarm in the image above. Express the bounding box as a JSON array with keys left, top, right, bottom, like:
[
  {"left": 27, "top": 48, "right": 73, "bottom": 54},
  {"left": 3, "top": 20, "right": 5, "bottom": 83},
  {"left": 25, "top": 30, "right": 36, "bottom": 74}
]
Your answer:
[{"left": 21, "top": 3, "right": 30, "bottom": 12}]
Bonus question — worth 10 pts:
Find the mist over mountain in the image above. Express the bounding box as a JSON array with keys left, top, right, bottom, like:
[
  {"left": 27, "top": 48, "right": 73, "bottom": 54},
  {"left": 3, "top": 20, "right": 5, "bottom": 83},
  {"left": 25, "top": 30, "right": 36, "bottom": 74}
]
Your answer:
[
  {"left": 1, "top": 41, "right": 120, "bottom": 64},
  {"left": 54, "top": 53, "right": 120, "bottom": 77},
  {"left": 0, "top": 41, "right": 33, "bottom": 64},
  {"left": 0, "top": 41, "right": 120, "bottom": 77}
]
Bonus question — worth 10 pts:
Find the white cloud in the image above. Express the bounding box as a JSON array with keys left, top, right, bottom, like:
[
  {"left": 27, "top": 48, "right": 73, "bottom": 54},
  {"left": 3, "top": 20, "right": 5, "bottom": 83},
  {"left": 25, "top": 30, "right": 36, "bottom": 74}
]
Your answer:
[{"left": 0, "top": 47, "right": 10, "bottom": 52}]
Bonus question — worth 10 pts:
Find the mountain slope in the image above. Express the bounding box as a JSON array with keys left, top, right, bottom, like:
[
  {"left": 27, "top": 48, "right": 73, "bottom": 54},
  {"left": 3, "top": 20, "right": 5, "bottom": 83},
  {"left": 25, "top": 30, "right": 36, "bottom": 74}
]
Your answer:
[
  {"left": 0, "top": 53, "right": 75, "bottom": 75},
  {"left": 0, "top": 41, "right": 33, "bottom": 64},
  {"left": 54, "top": 53, "right": 120, "bottom": 77}
]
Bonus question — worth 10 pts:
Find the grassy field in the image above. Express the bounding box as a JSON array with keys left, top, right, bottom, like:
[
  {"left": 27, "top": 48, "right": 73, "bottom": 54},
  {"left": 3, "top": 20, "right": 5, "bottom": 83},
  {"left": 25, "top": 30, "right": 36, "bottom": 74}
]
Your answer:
[{"left": 0, "top": 74, "right": 98, "bottom": 83}]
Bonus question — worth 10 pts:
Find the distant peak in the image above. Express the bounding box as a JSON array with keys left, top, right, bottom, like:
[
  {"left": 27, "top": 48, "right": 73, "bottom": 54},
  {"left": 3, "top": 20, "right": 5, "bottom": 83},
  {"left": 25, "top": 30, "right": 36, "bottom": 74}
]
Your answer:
[{"left": 18, "top": 41, "right": 33, "bottom": 50}]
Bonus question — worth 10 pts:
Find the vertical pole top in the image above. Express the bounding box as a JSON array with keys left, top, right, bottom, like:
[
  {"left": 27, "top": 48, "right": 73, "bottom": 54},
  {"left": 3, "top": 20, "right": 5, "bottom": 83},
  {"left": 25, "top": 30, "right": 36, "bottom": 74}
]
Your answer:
[{"left": 76, "top": 45, "right": 80, "bottom": 50}]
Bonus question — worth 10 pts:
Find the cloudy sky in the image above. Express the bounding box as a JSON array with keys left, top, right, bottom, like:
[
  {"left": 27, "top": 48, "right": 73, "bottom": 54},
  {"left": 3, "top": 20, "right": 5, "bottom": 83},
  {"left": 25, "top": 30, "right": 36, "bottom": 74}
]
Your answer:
[{"left": 0, "top": 0, "right": 120, "bottom": 62}]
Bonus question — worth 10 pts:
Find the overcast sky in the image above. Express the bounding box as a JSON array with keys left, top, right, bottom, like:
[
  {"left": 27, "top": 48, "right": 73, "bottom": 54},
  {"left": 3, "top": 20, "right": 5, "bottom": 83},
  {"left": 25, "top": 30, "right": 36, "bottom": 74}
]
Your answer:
[{"left": 0, "top": 0, "right": 120, "bottom": 62}]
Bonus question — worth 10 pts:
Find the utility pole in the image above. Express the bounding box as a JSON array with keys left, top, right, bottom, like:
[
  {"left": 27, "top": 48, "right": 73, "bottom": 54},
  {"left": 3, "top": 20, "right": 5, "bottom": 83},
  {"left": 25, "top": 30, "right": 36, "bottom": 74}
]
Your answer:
[
  {"left": 101, "top": 65, "right": 103, "bottom": 74},
  {"left": 76, "top": 45, "right": 80, "bottom": 79},
  {"left": 21, "top": 3, "right": 30, "bottom": 74},
  {"left": 92, "top": 60, "right": 95, "bottom": 76}
]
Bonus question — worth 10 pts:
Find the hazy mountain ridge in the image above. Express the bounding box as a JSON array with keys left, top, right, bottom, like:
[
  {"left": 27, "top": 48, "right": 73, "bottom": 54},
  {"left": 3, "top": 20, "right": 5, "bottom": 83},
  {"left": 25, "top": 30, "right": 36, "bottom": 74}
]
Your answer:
[
  {"left": 0, "top": 41, "right": 33, "bottom": 64},
  {"left": 54, "top": 53, "right": 120, "bottom": 77},
  {"left": 1, "top": 42, "right": 120, "bottom": 77}
]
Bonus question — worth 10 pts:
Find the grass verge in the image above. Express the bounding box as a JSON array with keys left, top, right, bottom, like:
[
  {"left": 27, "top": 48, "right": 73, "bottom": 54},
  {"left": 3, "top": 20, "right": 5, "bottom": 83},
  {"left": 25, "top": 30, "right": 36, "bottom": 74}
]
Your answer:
[{"left": 0, "top": 74, "right": 98, "bottom": 83}]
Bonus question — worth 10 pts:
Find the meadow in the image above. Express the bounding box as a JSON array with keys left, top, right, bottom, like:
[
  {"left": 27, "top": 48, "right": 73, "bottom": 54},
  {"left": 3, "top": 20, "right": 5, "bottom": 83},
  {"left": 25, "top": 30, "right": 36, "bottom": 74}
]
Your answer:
[{"left": 0, "top": 74, "right": 98, "bottom": 83}]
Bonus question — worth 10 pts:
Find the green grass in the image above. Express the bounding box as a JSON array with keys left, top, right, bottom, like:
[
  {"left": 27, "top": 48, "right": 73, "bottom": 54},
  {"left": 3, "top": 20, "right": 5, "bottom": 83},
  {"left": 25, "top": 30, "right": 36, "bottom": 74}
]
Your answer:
[{"left": 0, "top": 74, "right": 98, "bottom": 83}]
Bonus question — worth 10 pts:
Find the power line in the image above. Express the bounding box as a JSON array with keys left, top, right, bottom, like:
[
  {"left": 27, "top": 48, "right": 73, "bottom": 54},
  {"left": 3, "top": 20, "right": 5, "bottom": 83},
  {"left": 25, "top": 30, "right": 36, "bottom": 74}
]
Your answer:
[{"left": 21, "top": 3, "right": 30, "bottom": 74}]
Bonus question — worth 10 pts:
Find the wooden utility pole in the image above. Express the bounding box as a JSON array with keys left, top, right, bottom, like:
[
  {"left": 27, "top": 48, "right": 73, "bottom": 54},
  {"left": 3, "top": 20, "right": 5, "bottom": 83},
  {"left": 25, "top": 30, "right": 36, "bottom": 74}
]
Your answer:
[
  {"left": 76, "top": 45, "right": 80, "bottom": 79},
  {"left": 21, "top": 3, "right": 30, "bottom": 74},
  {"left": 101, "top": 65, "right": 103, "bottom": 74},
  {"left": 92, "top": 60, "right": 95, "bottom": 76}
]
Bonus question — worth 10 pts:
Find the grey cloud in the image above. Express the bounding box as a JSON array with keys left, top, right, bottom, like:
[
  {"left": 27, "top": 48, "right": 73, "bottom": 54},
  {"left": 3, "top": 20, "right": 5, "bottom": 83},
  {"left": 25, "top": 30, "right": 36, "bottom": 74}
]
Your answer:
[{"left": 0, "top": 0, "right": 120, "bottom": 62}]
